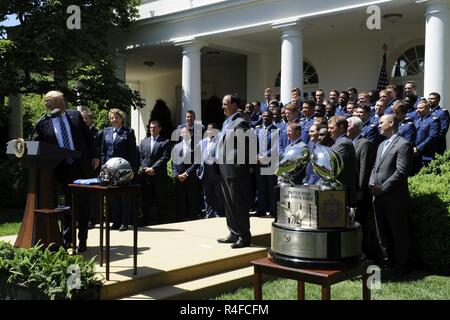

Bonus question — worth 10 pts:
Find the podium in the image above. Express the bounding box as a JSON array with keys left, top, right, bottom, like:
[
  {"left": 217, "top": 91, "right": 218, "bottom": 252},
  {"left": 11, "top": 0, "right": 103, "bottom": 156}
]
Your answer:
[{"left": 6, "top": 139, "right": 80, "bottom": 248}]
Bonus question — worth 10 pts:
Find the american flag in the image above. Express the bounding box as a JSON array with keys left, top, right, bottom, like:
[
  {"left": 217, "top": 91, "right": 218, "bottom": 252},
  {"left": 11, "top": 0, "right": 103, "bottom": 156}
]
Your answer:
[{"left": 376, "top": 51, "right": 389, "bottom": 92}]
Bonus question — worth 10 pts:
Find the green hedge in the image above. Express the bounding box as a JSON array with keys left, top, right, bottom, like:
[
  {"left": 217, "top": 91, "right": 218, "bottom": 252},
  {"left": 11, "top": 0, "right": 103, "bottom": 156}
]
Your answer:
[{"left": 408, "top": 151, "right": 450, "bottom": 274}]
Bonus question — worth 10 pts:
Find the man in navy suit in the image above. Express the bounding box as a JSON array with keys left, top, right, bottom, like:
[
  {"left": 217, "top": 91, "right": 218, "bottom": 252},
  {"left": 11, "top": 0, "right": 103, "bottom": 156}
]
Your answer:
[
  {"left": 101, "top": 108, "right": 138, "bottom": 231},
  {"left": 172, "top": 127, "right": 202, "bottom": 221},
  {"left": 413, "top": 99, "right": 440, "bottom": 173},
  {"left": 216, "top": 94, "right": 253, "bottom": 248},
  {"left": 140, "top": 120, "right": 171, "bottom": 224},
  {"left": 34, "top": 91, "right": 99, "bottom": 252},
  {"left": 428, "top": 92, "right": 449, "bottom": 155}
]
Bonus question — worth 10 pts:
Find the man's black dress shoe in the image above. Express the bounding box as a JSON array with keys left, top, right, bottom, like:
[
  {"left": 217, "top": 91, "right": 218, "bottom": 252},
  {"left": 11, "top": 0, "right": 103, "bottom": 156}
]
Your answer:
[
  {"left": 217, "top": 234, "right": 239, "bottom": 243},
  {"left": 111, "top": 224, "right": 120, "bottom": 230},
  {"left": 119, "top": 224, "right": 128, "bottom": 232},
  {"left": 231, "top": 239, "right": 251, "bottom": 249},
  {"left": 78, "top": 243, "right": 87, "bottom": 253}
]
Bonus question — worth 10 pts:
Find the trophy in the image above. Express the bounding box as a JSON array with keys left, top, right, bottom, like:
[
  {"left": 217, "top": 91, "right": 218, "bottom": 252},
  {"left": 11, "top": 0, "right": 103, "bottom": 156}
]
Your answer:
[
  {"left": 270, "top": 145, "right": 362, "bottom": 268},
  {"left": 275, "top": 143, "right": 310, "bottom": 187}
]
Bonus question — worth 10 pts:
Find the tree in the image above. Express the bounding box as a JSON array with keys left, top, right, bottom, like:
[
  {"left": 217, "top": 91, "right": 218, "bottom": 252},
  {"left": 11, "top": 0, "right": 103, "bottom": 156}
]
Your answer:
[
  {"left": 0, "top": 0, "right": 144, "bottom": 112},
  {"left": 150, "top": 99, "right": 174, "bottom": 139}
]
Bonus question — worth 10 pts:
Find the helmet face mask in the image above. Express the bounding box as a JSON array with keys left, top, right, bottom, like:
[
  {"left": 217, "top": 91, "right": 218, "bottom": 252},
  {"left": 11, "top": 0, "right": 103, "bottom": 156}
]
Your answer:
[{"left": 99, "top": 157, "right": 134, "bottom": 185}]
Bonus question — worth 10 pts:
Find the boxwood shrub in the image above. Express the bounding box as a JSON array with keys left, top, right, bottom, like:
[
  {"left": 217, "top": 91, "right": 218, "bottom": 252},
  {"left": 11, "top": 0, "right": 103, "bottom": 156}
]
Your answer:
[{"left": 408, "top": 151, "right": 450, "bottom": 274}]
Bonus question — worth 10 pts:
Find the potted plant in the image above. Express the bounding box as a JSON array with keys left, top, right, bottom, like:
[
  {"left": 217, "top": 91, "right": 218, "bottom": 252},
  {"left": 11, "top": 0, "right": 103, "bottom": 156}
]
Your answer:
[{"left": 0, "top": 241, "right": 102, "bottom": 300}]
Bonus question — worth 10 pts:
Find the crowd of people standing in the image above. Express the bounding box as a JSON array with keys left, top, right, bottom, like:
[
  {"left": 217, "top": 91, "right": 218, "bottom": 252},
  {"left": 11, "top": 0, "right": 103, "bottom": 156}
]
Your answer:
[{"left": 36, "top": 81, "right": 448, "bottom": 273}]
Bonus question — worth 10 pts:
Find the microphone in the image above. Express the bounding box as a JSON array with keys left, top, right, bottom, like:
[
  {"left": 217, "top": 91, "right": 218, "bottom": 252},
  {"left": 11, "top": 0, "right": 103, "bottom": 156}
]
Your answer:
[{"left": 29, "top": 108, "right": 62, "bottom": 140}]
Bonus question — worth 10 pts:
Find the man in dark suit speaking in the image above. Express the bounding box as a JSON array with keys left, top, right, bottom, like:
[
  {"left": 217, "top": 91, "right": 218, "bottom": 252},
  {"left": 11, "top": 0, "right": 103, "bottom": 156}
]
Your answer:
[
  {"left": 34, "top": 91, "right": 99, "bottom": 252},
  {"left": 216, "top": 94, "right": 253, "bottom": 248},
  {"left": 369, "top": 114, "right": 413, "bottom": 274}
]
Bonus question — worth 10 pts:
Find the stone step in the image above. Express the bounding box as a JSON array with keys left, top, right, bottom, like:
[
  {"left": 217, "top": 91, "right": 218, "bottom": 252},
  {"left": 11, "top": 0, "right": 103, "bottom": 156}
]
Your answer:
[
  {"left": 101, "top": 248, "right": 268, "bottom": 300},
  {"left": 121, "top": 266, "right": 255, "bottom": 300}
]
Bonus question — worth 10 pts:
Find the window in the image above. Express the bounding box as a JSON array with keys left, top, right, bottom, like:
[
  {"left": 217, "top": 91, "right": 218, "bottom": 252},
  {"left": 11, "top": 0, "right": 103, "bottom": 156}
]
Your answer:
[
  {"left": 391, "top": 45, "right": 424, "bottom": 78},
  {"left": 275, "top": 61, "right": 319, "bottom": 87}
]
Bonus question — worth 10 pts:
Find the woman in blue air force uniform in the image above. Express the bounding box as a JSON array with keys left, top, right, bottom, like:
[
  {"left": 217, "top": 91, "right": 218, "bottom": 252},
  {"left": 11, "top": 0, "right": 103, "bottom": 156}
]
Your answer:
[{"left": 101, "top": 108, "right": 138, "bottom": 231}]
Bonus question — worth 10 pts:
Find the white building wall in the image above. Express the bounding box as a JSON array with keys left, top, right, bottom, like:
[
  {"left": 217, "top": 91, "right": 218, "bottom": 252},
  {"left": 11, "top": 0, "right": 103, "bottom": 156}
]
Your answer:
[
  {"left": 246, "top": 53, "right": 263, "bottom": 102},
  {"left": 130, "top": 71, "right": 181, "bottom": 142},
  {"left": 261, "top": 23, "right": 425, "bottom": 98},
  {"left": 202, "top": 55, "right": 247, "bottom": 102}
]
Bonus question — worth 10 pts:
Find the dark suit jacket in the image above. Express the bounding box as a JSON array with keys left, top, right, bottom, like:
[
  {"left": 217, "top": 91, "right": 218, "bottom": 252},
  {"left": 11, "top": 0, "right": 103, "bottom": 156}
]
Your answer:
[
  {"left": 101, "top": 126, "right": 138, "bottom": 171},
  {"left": 139, "top": 136, "right": 170, "bottom": 179},
  {"left": 34, "top": 109, "right": 97, "bottom": 178},
  {"left": 354, "top": 136, "right": 375, "bottom": 194},
  {"left": 217, "top": 113, "right": 252, "bottom": 178},
  {"left": 171, "top": 139, "right": 200, "bottom": 177},
  {"left": 369, "top": 135, "right": 413, "bottom": 204},
  {"left": 332, "top": 134, "right": 358, "bottom": 206}
]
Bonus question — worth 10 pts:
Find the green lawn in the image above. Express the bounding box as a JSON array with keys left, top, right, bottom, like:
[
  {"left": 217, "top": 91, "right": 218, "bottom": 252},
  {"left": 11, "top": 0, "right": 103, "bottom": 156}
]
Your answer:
[
  {"left": 0, "top": 209, "right": 22, "bottom": 237},
  {"left": 215, "top": 271, "right": 450, "bottom": 300},
  {"left": 1, "top": 207, "right": 449, "bottom": 300}
]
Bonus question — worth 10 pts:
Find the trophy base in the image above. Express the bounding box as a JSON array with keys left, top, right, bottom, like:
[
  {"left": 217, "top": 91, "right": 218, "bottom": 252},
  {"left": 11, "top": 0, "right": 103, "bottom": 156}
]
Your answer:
[{"left": 270, "top": 222, "right": 362, "bottom": 269}]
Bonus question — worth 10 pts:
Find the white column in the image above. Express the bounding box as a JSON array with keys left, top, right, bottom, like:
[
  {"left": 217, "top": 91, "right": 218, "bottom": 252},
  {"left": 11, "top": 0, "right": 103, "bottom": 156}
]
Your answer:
[
  {"left": 129, "top": 81, "right": 147, "bottom": 143},
  {"left": 176, "top": 40, "right": 203, "bottom": 122},
  {"left": 8, "top": 94, "right": 23, "bottom": 139},
  {"left": 423, "top": 0, "right": 450, "bottom": 149},
  {"left": 273, "top": 22, "right": 303, "bottom": 105}
]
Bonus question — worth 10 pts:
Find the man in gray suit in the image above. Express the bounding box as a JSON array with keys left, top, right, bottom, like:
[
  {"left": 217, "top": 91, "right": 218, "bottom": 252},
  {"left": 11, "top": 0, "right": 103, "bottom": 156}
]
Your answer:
[
  {"left": 369, "top": 114, "right": 413, "bottom": 274},
  {"left": 217, "top": 94, "right": 253, "bottom": 248},
  {"left": 328, "top": 116, "right": 358, "bottom": 207}
]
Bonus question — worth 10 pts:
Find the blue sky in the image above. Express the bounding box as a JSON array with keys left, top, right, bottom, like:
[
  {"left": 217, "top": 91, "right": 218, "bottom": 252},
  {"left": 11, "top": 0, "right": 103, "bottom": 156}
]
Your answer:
[{"left": 1, "top": 15, "right": 20, "bottom": 27}]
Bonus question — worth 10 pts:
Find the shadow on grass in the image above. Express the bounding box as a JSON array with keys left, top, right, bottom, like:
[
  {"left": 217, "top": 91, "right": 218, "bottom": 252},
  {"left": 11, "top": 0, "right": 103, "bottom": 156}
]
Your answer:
[{"left": 381, "top": 269, "right": 434, "bottom": 283}]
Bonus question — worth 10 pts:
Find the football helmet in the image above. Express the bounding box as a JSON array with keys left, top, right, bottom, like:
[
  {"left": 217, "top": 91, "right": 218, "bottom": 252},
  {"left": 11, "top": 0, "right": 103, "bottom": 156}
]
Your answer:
[{"left": 99, "top": 157, "right": 134, "bottom": 185}]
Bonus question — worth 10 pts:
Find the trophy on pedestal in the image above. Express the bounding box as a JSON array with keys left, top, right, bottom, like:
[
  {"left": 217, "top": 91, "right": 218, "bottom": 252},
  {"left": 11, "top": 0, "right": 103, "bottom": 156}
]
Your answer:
[{"left": 270, "top": 144, "right": 362, "bottom": 268}]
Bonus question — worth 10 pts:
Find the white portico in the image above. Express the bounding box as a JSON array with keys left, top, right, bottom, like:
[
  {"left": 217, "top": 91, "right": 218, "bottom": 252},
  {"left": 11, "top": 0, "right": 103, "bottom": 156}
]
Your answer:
[{"left": 111, "top": 0, "right": 450, "bottom": 148}]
